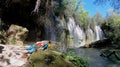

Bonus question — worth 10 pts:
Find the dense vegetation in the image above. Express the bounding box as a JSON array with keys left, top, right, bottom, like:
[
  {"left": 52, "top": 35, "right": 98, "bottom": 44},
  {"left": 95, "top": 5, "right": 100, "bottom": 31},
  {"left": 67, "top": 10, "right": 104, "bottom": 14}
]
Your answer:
[
  {"left": 62, "top": 51, "right": 89, "bottom": 67},
  {"left": 92, "top": 0, "right": 120, "bottom": 48},
  {"left": 102, "top": 10, "right": 120, "bottom": 47}
]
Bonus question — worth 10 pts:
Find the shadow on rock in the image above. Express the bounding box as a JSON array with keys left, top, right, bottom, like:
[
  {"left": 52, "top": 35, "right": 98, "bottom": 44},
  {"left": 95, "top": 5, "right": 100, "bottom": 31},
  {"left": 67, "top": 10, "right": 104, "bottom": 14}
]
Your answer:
[{"left": 0, "top": 46, "right": 4, "bottom": 53}]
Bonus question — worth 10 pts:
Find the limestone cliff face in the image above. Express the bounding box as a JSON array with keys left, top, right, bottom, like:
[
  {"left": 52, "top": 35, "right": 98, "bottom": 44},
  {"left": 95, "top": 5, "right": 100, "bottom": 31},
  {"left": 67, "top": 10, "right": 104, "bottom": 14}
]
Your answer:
[{"left": 7, "top": 24, "right": 28, "bottom": 45}]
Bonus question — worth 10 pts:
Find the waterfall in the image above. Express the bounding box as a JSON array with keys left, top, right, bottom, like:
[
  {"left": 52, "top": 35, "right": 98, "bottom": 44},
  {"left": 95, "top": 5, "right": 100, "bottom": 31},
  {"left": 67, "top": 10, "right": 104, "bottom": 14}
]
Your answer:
[
  {"left": 44, "top": 12, "right": 63, "bottom": 41},
  {"left": 86, "top": 28, "right": 95, "bottom": 43},
  {"left": 74, "top": 25, "right": 85, "bottom": 47},
  {"left": 95, "top": 25, "right": 105, "bottom": 41},
  {"left": 67, "top": 18, "right": 105, "bottom": 48},
  {"left": 44, "top": 17, "right": 105, "bottom": 48},
  {"left": 67, "top": 18, "right": 85, "bottom": 47},
  {"left": 45, "top": 23, "right": 56, "bottom": 41},
  {"left": 67, "top": 18, "right": 76, "bottom": 35}
]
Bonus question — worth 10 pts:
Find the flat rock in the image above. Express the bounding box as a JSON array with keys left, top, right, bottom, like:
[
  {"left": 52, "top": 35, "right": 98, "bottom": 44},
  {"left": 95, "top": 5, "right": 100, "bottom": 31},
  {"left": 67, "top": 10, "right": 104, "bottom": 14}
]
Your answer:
[{"left": 0, "top": 44, "right": 28, "bottom": 67}]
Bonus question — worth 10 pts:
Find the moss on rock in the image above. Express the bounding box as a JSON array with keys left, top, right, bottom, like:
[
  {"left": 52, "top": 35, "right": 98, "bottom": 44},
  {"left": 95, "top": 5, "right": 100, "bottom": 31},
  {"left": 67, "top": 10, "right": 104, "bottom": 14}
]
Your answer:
[{"left": 23, "top": 50, "right": 75, "bottom": 67}]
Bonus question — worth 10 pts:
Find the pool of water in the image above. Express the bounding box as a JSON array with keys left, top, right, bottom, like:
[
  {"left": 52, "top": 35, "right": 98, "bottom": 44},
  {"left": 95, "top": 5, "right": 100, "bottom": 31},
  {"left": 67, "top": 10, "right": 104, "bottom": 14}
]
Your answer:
[{"left": 69, "top": 48, "right": 120, "bottom": 67}]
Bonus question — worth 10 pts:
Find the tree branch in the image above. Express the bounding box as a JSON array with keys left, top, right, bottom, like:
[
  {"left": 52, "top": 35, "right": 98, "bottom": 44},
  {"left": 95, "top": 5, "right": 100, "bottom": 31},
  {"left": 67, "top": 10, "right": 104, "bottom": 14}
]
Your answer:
[{"left": 31, "top": 0, "right": 41, "bottom": 14}]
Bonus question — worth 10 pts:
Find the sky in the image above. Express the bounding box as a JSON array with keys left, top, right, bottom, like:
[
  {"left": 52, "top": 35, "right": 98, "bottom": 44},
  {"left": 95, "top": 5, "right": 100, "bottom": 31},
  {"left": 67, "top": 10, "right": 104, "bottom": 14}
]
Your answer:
[{"left": 83, "top": 0, "right": 112, "bottom": 18}]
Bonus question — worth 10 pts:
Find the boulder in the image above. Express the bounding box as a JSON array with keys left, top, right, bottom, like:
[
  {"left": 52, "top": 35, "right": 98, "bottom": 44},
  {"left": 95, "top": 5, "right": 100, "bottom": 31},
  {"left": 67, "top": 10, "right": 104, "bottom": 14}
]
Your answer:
[
  {"left": 7, "top": 24, "right": 28, "bottom": 45},
  {"left": 100, "top": 49, "right": 120, "bottom": 61},
  {"left": 23, "top": 50, "right": 74, "bottom": 67},
  {"left": 86, "top": 39, "right": 112, "bottom": 48}
]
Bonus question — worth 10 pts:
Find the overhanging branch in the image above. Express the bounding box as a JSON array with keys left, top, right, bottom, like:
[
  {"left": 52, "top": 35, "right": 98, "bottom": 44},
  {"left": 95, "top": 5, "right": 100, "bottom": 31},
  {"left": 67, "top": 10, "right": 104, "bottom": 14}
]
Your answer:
[{"left": 31, "top": 0, "right": 41, "bottom": 14}]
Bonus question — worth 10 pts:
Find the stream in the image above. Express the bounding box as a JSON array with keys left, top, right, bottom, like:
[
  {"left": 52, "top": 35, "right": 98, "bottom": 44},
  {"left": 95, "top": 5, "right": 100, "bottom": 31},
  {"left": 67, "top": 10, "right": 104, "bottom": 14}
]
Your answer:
[{"left": 69, "top": 48, "right": 120, "bottom": 67}]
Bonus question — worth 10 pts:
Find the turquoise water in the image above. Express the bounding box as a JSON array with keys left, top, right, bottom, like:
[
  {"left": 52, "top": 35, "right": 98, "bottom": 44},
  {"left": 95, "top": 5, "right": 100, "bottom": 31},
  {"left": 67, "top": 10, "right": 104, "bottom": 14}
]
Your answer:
[{"left": 68, "top": 48, "right": 120, "bottom": 67}]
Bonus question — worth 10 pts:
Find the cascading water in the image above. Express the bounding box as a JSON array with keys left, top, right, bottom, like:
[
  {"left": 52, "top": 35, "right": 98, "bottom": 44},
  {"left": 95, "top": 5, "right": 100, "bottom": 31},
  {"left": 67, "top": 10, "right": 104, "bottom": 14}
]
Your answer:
[
  {"left": 45, "top": 23, "right": 56, "bottom": 41},
  {"left": 44, "top": 12, "right": 63, "bottom": 41},
  {"left": 44, "top": 16, "right": 105, "bottom": 48},
  {"left": 95, "top": 25, "right": 105, "bottom": 41},
  {"left": 67, "top": 18, "right": 85, "bottom": 47},
  {"left": 86, "top": 27, "right": 95, "bottom": 43},
  {"left": 74, "top": 25, "right": 86, "bottom": 47},
  {"left": 67, "top": 18, "right": 75, "bottom": 35},
  {"left": 67, "top": 18, "right": 105, "bottom": 48}
]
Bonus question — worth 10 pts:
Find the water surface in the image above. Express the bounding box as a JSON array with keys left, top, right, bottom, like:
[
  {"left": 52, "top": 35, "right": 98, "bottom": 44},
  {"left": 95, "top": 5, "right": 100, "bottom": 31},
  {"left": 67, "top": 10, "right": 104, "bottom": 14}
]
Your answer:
[{"left": 70, "top": 48, "right": 120, "bottom": 67}]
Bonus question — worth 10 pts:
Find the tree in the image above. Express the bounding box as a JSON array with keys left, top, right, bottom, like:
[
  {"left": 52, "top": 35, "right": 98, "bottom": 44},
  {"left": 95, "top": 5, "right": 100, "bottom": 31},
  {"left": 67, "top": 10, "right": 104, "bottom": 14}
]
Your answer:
[
  {"left": 93, "top": 12, "right": 104, "bottom": 25},
  {"left": 102, "top": 12, "right": 120, "bottom": 46},
  {"left": 66, "top": 0, "right": 89, "bottom": 26}
]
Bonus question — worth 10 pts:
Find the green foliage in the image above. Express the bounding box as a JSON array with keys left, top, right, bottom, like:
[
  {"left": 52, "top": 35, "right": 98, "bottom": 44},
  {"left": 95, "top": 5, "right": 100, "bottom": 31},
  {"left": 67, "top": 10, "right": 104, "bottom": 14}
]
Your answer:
[
  {"left": 11, "top": 38, "right": 16, "bottom": 44},
  {"left": 65, "top": 0, "right": 89, "bottom": 26},
  {"left": 93, "top": 12, "right": 104, "bottom": 25},
  {"left": 54, "top": 0, "right": 67, "bottom": 15},
  {"left": 64, "top": 0, "right": 78, "bottom": 14},
  {"left": 68, "top": 35, "right": 74, "bottom": 39},
  {"left": 62, "top": 52, "right": 89, "bottom": 67},
  {"left": 78, "top": 9, "right": 89, "bottom": 26},
  {"left": 102, "top": 14, "right": 120, "bottom": 46},
  {"left": 0, "top": 20, "right": 7, "bottom": 44}
]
